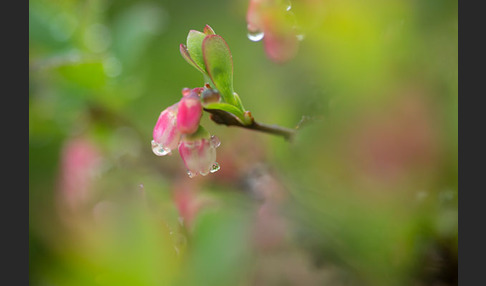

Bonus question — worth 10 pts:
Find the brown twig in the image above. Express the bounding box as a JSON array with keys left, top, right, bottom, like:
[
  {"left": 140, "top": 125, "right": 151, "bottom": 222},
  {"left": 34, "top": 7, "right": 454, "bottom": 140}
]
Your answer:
[{"left": 204, "top": 108, "right": 296, "bottom": 141}]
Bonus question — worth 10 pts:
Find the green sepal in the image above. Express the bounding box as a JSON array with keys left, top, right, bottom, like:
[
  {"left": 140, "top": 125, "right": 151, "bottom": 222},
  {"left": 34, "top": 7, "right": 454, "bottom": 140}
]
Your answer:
[{"left": 183, "top": 125, "right": 210, "bottom": 141}]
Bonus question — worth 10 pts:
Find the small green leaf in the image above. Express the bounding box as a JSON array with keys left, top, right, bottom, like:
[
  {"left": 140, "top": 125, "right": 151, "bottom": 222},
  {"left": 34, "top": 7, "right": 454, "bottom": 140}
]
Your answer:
[
  {"left": 186, "top": 30, "right": 207, "bottom": 73},
  {"left": 204, "top": 102, "right": 248, "bottom": 124},
  {"left": 203, "top": 25, "right": 215, "bottom": 35},
  {"left": 180, "top": 44, "right": 206, "bottom": 74},
  {"left": 202, "top": 35, "right": 236, "bottom": 107},
  {"left": 232, "top": 92, "right": 245, "bottom": 112}
]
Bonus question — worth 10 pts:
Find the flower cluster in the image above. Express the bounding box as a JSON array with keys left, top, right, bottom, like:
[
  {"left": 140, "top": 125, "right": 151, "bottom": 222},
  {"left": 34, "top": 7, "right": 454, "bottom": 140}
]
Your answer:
[
  {"left": 150, "top": 25, "right": 294, "bottom": 177},
  {"left": 151, "top": 87, "right": 221, "bottom": 178}
]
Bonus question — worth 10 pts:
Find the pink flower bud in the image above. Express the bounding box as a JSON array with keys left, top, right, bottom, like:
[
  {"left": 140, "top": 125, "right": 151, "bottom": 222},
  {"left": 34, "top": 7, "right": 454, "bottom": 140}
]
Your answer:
[
  {"left": 178, "top": 129, "right": 221, "bottom": 178},
  {"left": 152, "top": 103, "right": 182, "bottom": 156},
  {"left": 177, "top": 92, "right": 203, "bottom": 134}
]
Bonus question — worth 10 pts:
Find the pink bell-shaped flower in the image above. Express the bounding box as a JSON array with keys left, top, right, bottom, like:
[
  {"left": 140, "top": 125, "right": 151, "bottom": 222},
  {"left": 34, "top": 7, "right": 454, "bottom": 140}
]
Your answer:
[
  {"left": 178, "top": 126, "right": 221, "bottom": 178},
  {"left": 152, "top": 103, "right": 182, "bottom": 156},
  {"left": 177, "top": 89, "right": 203, "bottom": 134}
]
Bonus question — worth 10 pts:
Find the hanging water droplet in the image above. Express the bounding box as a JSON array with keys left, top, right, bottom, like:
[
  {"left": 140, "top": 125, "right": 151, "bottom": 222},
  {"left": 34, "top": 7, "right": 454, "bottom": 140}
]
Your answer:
[
  {"left": 187, "top": 170, "right": 197, "bottom": 178},
  {"left": 200, "top": 170, "right": 209, "bottom": 176},
  {"left": 151, "top": 140, "right": 171, "bottom": 156},
  {"left": 210, "top": 135, "right": 221, "bottom": 148},
  {"left": 247, "top": 30, "right": 264, "bottom": 42},
  {"left": 210, "top": 162, "right": 220, "bottom": 173},
  {"left": 296, "top": 33, "right": 305, "bottom": 41},
  {"left": 285, "top": 0, "right": 292, "bottom": 11}
]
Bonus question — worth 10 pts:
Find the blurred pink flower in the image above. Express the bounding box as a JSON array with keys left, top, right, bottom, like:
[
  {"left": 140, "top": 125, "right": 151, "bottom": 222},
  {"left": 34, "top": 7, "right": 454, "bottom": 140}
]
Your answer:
[
  {"left": 57, "top": 138, "right": 102, "bottom": 212},
  {"left": 247, "top": 0, "right": 299, "bottom": 63},
  {"left": 172, "top": 179, "right": 217, "bottom": 230},
  {"left": 346, "top": 93, "right": 440, "bottom": 186},
  {"left": 173, "top": 182, "right": 202, "bottom": 229}
]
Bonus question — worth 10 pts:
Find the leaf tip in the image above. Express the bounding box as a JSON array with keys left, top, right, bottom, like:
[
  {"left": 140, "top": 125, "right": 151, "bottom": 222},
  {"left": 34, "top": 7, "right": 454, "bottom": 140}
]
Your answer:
[{"left": 204, "top": 25, "right": 216, "bottom": 35}]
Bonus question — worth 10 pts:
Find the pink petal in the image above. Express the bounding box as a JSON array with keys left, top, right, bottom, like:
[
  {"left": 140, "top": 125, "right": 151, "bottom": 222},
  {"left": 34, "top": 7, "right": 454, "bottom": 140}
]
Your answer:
[
  {"left": 177, "top": 95, "right": 203, "bottom": 134},
  {"left": 152, "top": 103, "right": 181, "bottom": 154}
]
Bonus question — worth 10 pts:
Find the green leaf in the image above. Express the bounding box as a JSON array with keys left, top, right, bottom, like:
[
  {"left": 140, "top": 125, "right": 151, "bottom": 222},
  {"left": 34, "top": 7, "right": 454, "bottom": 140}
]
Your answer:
[
  {"left": 203, "top": 102, "right": 245, "bottom": 122},
  {"left": 203, "top": 25, "right": 215, "bottom": 35},
  {"left": 186, "top": 30, "right": 207, "bottom": 73},
  {"left": 56, "top": 61, "right": 106, "bottom": 89},
  {"left": 180, "top": 44, "right": 206, "bottom": 75},
  {"left": 202, "top": 35, "right": 236, "bottom": 107}
]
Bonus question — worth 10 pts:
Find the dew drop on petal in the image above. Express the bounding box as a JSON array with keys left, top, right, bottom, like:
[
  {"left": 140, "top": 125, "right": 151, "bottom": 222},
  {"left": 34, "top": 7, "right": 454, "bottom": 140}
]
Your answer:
[
  {"left": 210, "top": 135, "right": 221, "bottom": 148},
  {"left": 151, "top": 140, "right": 171, "bottom": 156},
  {"left": 200, "top": 170, "right": 209, "bottom": 176},
  {"left": 210, "top": 162, "right": 220, "bottom": 173},
  {"left": 247, "top": 30, "right": 264, "bottom": 42},
  {"left": 187, "top": 170, "right": 197, "bottom": 178},
  {"left": 181, "top": 88, "right": 191, "bottom": 96}
]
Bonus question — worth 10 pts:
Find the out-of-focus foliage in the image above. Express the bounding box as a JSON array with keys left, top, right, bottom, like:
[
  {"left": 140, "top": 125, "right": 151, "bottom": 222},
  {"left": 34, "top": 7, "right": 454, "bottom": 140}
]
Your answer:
[{"left": 29, "top": 0, "right": 457, "bottom": 285}]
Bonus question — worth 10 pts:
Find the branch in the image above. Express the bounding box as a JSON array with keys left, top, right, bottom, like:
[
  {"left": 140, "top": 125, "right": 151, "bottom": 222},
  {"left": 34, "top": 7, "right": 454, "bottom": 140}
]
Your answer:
[{"left": 204, "top": 108, "right": 297, "bottom": 141}]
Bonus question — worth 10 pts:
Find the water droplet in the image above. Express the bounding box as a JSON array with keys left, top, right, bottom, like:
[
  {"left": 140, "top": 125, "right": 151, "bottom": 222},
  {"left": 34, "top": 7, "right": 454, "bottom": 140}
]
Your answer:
[
  {"left": 200, "top": 170, "right": 209, "bottom": 176},
  {"left": 247, "top": 30, "right": 264, "bottom": 42},
  {"left": 187, "top": 170, "right": 197, "bottom": 178},
  {"left": 151, "top": 140, "right": 171, "bottom": 156},
  {"left": 181, "top": 88, "right": 191, "bottom": 96},
  {"left": 285, "top": 0, "right": 292, "bottom": 11},
  {"left": 210, "top": 162, "right": 220, "bottom": 173},
  {"left": 210, "top": 135, "right": 221, "bottom": 148},
  {"left": 296, "top": 33, "right": 305, "bottom": 41}
]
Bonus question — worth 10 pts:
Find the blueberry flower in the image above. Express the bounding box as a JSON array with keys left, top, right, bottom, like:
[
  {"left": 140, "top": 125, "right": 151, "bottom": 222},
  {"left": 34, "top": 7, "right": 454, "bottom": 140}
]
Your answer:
[
  {"left": 151, "top": 103, "right": 182, "bottom": 156},
  {"left": 178, "top": 126, "right": 221, "bottom": 178}
]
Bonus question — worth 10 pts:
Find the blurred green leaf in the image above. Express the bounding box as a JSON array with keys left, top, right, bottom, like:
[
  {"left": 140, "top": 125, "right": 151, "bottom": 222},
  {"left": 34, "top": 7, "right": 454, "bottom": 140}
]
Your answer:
[{"left": 56, "top": 61, "right": 106, "bottom": 89}]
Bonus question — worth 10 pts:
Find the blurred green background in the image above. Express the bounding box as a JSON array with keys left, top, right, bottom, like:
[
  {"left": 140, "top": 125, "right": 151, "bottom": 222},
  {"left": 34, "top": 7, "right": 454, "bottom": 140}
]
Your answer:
[{"left": 29, "top": 0, "right": 457, "bottom": 285}]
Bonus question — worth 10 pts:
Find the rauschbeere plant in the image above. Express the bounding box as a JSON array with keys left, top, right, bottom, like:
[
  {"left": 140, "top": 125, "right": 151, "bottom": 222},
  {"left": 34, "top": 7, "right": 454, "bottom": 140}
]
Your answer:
[{"left": 152, "top": 25, "right": 297, "bottom": 178}]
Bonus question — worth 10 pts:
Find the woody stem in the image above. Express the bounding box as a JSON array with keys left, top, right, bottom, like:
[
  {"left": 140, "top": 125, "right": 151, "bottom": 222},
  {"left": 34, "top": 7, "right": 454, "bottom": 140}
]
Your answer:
[{"left": 204, "top": 108, "right": 296, "bottom": 141}]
